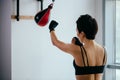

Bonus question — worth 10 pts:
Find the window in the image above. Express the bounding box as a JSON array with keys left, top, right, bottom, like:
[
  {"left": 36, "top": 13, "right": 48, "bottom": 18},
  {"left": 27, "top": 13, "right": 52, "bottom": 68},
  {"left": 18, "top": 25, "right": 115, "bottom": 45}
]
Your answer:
[
  {"left": 116, "top": 1, "right": 120, "bottom": 80},
  {"left": 105, "top": 0, "right": 120, "bottom": 80}
]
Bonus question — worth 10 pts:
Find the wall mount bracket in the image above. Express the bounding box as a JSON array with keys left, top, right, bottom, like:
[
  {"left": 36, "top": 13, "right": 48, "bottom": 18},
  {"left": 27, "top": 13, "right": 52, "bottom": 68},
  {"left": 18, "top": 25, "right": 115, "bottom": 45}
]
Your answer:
[{"left": 12, "top": 0, "right": 44, "bottom": 21}]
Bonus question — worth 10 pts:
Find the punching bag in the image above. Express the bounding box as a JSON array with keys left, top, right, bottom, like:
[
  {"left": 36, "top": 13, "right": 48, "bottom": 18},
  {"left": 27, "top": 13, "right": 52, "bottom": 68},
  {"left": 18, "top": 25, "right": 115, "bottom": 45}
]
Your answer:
[{"left": 34, "top": 3, "right": 53, "bottom": 27}]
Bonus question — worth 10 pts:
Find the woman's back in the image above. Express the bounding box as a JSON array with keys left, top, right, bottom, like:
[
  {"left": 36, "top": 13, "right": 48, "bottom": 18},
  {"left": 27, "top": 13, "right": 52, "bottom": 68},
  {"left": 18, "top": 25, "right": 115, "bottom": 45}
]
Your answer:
[{"left": 73, "top": 41, "right": 106, "bottom": 80}]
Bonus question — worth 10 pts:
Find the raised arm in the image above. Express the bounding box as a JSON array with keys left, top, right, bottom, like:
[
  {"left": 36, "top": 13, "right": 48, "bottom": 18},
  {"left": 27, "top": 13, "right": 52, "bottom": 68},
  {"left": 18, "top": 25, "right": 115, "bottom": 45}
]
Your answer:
[{"left": 49, "top": 20, "right": 79, "bottom": 54}]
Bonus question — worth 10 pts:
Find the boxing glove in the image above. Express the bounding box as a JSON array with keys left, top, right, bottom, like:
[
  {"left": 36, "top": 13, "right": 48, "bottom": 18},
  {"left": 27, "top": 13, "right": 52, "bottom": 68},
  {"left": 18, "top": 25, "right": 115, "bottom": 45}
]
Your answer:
[
  {"left": 49, "top": 20, "right": 58, "bottom": 32},
  {"left": 73, "top": 37, "right": 83, "bottom": 46}
]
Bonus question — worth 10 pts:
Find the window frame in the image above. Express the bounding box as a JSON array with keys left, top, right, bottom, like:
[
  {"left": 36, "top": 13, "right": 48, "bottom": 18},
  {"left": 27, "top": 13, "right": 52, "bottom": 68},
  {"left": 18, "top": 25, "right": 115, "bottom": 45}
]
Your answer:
[
  {"left": 115, "top": 0, "right": 120, "bottom": 64},
  {"left": 104, "top": 0, "right": 120, "bottom": 80}
]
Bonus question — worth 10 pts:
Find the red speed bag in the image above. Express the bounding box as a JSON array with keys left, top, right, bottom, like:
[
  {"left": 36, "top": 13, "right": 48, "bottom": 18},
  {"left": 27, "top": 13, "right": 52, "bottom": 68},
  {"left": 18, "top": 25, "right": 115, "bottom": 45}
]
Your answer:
[{"left": 34, "top": 4, "right": 53, "bottom": 27}]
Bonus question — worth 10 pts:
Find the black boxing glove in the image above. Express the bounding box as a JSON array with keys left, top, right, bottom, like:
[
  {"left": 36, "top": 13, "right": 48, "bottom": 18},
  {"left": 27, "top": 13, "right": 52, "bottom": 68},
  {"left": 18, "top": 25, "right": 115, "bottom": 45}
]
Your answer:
[
  {"left": 73, "top": 37, "right": 83, "bottom": 46},
  {"left": 49, "top": 20, "right": 58, "bottom": 32}
]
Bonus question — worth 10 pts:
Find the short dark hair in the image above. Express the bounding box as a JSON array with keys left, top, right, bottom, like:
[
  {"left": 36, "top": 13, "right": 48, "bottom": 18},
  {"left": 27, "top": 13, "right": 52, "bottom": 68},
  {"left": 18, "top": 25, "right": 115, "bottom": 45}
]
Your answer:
[{"left": 76, "top": 14, "right": 98, "bottom": 40}]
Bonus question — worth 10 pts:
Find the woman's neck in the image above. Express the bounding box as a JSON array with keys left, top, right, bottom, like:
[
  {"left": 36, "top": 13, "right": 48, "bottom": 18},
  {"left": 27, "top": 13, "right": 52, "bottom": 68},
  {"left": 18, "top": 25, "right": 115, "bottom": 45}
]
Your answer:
[{"left": 82, "top": 38, "right": 95, "bottom": 48}]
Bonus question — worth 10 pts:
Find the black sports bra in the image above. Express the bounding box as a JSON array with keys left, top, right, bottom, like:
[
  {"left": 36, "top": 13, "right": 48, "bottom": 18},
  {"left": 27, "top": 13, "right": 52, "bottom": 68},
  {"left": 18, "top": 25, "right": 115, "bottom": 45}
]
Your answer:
[
  {"left": 73, "top": 37, "right": 106, "bottom": 75},
  {"left": 73, "top": 60, "right": 105, "bottom": 75}
]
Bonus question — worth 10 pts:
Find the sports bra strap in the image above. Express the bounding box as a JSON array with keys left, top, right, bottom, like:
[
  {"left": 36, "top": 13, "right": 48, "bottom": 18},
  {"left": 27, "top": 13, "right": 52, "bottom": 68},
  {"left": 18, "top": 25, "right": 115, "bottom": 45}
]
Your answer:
[
  {"left": 103, "top": 48, "right": 107, "bottom": 65},
  {"left": 80, "top": 46, "right": 89, "bottom": 67},
  {"left": 82, "top": 47, "right": 89, "bottom": 66},
  {"left": 80, "top": 47, "right": 85, "bottom": 66}
]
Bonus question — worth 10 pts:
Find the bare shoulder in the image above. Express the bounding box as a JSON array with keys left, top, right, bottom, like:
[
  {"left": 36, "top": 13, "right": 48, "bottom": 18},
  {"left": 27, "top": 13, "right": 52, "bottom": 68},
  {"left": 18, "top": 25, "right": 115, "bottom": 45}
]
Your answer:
[
  {"left": 95, "top": 42, "right": 105, "bottom": 56},
  {"left": 95, "top": 42, "right": 104, "bottom": 51}
]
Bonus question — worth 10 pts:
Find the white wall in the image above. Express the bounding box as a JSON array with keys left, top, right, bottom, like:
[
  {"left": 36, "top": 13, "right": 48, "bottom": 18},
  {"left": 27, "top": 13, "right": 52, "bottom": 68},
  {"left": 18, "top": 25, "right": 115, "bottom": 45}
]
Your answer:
[
  {"left": 11, "top": 0, "right": 103, "bottom": 80},
  {"left": 95, "top": 0, "right": 104, "bottom": 45},
  {"left": 0, "top": 0, "right": 11, "bottom": 80}
]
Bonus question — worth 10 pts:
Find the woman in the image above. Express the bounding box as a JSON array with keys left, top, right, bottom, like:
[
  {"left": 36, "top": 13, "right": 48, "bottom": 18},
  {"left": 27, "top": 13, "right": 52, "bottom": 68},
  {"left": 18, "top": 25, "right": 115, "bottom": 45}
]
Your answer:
[{"left": 49, "top": 14, "right": 107, "bottom": 80}]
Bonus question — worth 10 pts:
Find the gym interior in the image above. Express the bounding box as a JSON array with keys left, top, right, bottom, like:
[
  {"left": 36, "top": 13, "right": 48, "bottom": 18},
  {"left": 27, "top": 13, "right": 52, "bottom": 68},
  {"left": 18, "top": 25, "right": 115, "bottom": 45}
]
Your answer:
[{"left": 0, "top": 0, "right": 120, "bottom": 80}]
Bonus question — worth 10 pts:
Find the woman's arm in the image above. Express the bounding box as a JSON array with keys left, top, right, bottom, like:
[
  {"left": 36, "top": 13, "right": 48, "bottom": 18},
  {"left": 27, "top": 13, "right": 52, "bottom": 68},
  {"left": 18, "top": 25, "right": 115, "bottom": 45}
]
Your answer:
[
  {"left": 49, "top": 20, "right": 79, "bottom": 55},
  {"left": 50, "top": 31, "right": 79, "bottom": 54}
]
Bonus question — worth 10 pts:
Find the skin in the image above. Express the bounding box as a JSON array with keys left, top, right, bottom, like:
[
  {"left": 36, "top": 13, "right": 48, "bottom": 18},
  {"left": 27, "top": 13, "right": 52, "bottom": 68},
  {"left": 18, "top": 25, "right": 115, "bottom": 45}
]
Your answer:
[{"left": 50, "top": 29, "right": 107, "bottom": 80}]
